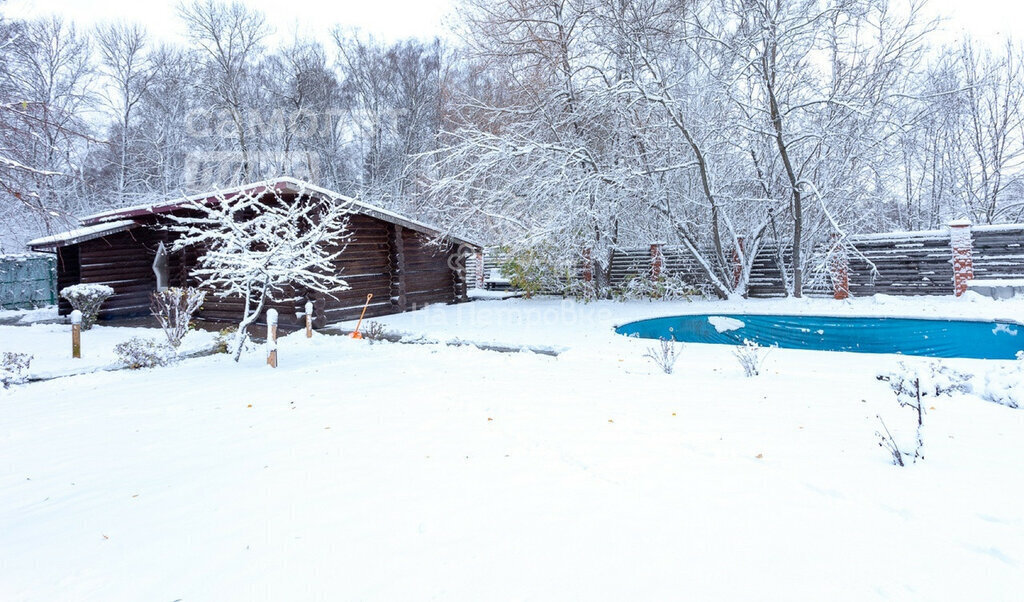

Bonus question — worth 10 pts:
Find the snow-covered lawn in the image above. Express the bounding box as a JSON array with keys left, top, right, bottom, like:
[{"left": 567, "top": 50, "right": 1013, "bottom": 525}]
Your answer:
[
  {"left": 1, "top": 295, "right": 1023, "bottom": 600},
  {"left": 0, "top": 323, "right": 218, "bottom": 380}
]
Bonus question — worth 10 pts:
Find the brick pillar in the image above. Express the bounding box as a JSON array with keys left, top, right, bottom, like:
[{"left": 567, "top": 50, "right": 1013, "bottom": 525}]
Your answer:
[
  {"left": 731, "top": 237, "right": 745, "bottom": 289},
  {"left": 949, "top": 219, "right": 973, "bottom": 297},
  {"left": 582, "top": 248, "right": 593, "bottom": 283},
  {"left": 650, "top": 242, "right": 664, "bottom": 279},
  {"left": 830, "top": 236, "right": 850, "bottom": 300},
  {"left": 474, "top": 250, "right": 485, "bottom": 289}
]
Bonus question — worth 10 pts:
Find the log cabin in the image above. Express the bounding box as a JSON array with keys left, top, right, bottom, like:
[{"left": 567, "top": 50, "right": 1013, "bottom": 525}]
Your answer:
[{"left": 27, "top": 178, "right": 480, "bottom": 328}]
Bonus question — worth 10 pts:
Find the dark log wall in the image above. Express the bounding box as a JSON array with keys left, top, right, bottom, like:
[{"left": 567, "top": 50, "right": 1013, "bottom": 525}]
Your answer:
[
  {"left": 320, "top": 213, "right": 394, "bottom": 323},
  {"left": 57, "top": 202, "right": 469, "bottom": 325},
  {"left": 402, "top": 227, "right": 458, "bottom": 309},
  {"left": 56, "top": 245, "right": 80, "bottom": 315},
  {"left": 76, "top": 228, "right": 176, "bottom": 319}
]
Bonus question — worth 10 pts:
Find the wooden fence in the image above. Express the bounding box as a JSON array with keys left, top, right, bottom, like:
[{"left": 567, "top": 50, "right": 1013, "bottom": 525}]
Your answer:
[{"left": 474, "top": 222, "right": 1024, "bottom": 298}]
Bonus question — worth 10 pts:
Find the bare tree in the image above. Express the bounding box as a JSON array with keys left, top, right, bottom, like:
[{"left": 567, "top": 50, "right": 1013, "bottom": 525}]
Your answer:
[
  {"left": 96, "top": 23, "right": 161, "bottom": 201},
  {"left": 179, "top": 0, "right": 270, "bottom": 183},
  {"left": 0, "top": 16, "right": 95, "bottom": 248},
  {"left": 168, "top": 183, "right": 352, "bottom": 360},
  {"left": 952, "top": 39, "right": 1024, "bottom": 224}
]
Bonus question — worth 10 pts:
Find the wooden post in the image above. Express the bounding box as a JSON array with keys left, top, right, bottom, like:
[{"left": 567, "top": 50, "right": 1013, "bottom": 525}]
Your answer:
[
  {"left": 70, "top": 310, "right": 82, "bottom": 359},
  {"left": 950, "top": 219, "right": 974, "bottom": 297},
  {"left": 304, "top": 301, "right": 313, "bottom": 338},
  {"left": 266, "top": 308, "right": 278, "bottom": 368}
]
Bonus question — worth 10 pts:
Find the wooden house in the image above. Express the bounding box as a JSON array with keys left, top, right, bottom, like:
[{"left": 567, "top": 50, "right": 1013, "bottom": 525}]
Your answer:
[{"left": 27, "top": 178, "right": 480, "bottom": 328}]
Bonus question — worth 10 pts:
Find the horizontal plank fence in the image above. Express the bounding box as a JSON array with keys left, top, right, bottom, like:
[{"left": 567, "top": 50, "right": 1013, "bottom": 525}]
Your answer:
[{"left": 475, "top": 222, "right": 1024, "bottom": 298}]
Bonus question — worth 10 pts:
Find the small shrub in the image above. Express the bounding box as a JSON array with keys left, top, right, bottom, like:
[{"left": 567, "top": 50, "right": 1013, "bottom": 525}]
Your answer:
[
  {"left": 875, "top": 414, "right": 917, "bottom": 467},
  {"left": 614, "top": 273, "right": 702, "bottom": 301},
  {"left": 214, "top": 326, "right": 237, "bottom": 354},
  {"left": 978, "top": 353, "right": 1024, "bottom": 409},
  {"left": 1, "top": 352, "right": 33, "bottom": 388},
  {"left": 114, "top": 337, "right": 174, "bottom": 369},
  {"left": 60, "top": 284, "right": 115, "bottom": 330},
  {"left": 362, "top": 321, "right": 387, "bottom": 343},
  {"left": 150, "top": 287, "right": 206, "bottom": 348},
  {"left": 733, "top": 339, "right": 770, "bottom": 377},
  {"left": 644, "top": 338, "right": 682, "bottom": 374},
  {"left": 500, "top": 245, "right": 565, "bottom": 298}
]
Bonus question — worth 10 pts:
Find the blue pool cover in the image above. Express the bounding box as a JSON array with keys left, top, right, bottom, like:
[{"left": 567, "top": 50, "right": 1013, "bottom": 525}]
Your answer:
[{"left": 615, "top": 314, "right": 1024, "bottom": 360}]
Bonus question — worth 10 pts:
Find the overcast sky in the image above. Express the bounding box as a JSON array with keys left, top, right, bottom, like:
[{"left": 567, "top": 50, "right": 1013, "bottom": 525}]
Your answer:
[
  {"left": 3, "top": 0, "right": 456, "bottom": 44},
  {"left": 3, "top": 0, "right": 1021, "bottom": 47}
]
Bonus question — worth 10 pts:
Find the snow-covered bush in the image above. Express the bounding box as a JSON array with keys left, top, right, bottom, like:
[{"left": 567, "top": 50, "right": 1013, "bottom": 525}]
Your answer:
[
  {"left": 875, "top": 414, "right": 919, "bottom": 468},
  {"left": 643, "top": 338, "right": 682, "bottom": 374},
  {"left": 114, "top": 337, "right": 175, "bottom": 369},
  {"left": 875, "top": 361, "right": 962, "bottom": 467},
  {"left": 213, "top": 326, "right": 238, "bottom": 355},
  {"left": 362, "top": 321, "right": 387, "bottom": 343},
  {"left": 150, "top": 287, "right": 206, "bottom": 348},
  {"left": 59, "top": 284, "right": 115, "bottom": 330},
  {"left": 500, "top": 245, "right": 574, "bottom": 298},
  {"left": 1, "top": 352, "right": 32, "bottom": 388},
  {"left": 979, "top": 355, "right": 1024, "bottom": 409},
  {"left": 733, "top": 339, "right": 770, "bottom": 377},
  {"left": 613, "top": 273, "right": 702, "bottom": 301}
]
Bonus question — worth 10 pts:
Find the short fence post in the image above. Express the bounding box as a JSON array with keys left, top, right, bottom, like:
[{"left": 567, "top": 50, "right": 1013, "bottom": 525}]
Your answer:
[
  {"left": 650, "top": 242, "right": 664, "bottom": 280},
  {"left": 266, "top": 308, "right": 278, "bottom": 368},
  {"left": 304, "top": 301, "right": 313, "bottom": 338},
  {"left": 475, "top": 250, "right": 485, "bottom": 289},
  {"left": 70, "top": 310, "right": 82, "bottom": 359},
  {"left": 949, "top": 219, "right": 974, "bottom": 297},
  {"left": 830, "top": 236, "right": 850, "bottom": 300}
]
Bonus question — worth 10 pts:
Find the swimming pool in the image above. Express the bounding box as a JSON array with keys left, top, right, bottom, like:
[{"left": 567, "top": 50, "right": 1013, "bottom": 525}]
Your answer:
[{"left": 615, "top": 314, "right": 1024, "bottom": 360}]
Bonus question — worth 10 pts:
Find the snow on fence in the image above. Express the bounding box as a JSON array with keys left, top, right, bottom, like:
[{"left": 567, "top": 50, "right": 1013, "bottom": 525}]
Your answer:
[
  {"left": 0, "top": 254, "right": 56, "bottom": 309},
  {"left": 472, "top": 222, "right": 1024, "bottom": 298},
  {"left": 616, "top": 222, "right": 1024, "bottom": 298}
]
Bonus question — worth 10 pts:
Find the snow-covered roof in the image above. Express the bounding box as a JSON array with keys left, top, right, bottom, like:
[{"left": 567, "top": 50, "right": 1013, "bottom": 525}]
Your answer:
[
  {"left": 78, "top": 177, "right": 481, "bottom": 249},
  {"left": 26, "top": 220, "right": 138, "bottom": 250}
]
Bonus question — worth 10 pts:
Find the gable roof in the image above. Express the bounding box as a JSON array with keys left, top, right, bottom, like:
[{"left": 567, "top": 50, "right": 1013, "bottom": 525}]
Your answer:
[{"left": 32, "top": 177, "right": 480, "bottom": 250}]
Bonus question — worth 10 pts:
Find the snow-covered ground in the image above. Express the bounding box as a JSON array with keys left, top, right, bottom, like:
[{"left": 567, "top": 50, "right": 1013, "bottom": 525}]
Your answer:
[
  {"left": 1, "top": 295, "right": 1023, "bottom": 601},
  {"left": 0, "top": 323, "right": 218, "bottom": 380},
  {"left": 0, "top": 305, "right": 58, "bottom": 326},
  {"left": 339, "top": 291, "right": 1024, "bottom": 352}
]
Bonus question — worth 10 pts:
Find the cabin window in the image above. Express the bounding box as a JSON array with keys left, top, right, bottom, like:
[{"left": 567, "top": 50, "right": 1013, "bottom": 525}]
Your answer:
[{"left": 153, "top": 242, "right": 169, "bottom": 292}]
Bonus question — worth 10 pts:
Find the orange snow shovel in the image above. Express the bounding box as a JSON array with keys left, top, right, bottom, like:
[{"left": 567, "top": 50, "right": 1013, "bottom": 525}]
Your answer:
[{"left": 351, "top": 293, "right": 373, "bottom": 339}]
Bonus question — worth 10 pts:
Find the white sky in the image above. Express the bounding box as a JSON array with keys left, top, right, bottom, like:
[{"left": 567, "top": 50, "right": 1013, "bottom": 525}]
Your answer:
[
  {"left": 1, "top": 0, "right": 1020, "bottom": 47},
  {"left": 3, "top": 0, "right": 456, "bottom": 44}
]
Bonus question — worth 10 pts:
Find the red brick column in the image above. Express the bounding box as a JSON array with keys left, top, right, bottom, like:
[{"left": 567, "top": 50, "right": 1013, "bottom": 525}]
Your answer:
[
  {"left": 474, "top": 250, "right": 485, "bottom": 289},
  {"left": 650, "top": 242, "right": 664, "bottom": 279},
  {"left": 582, "top": 248, "right": 593, "bottom": 283},
  {"left": 950, "top": 219, "right": 974, "bottom": 297},
  {"left": 830, "top": 235, "right": 850, "bottom": 300}
]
